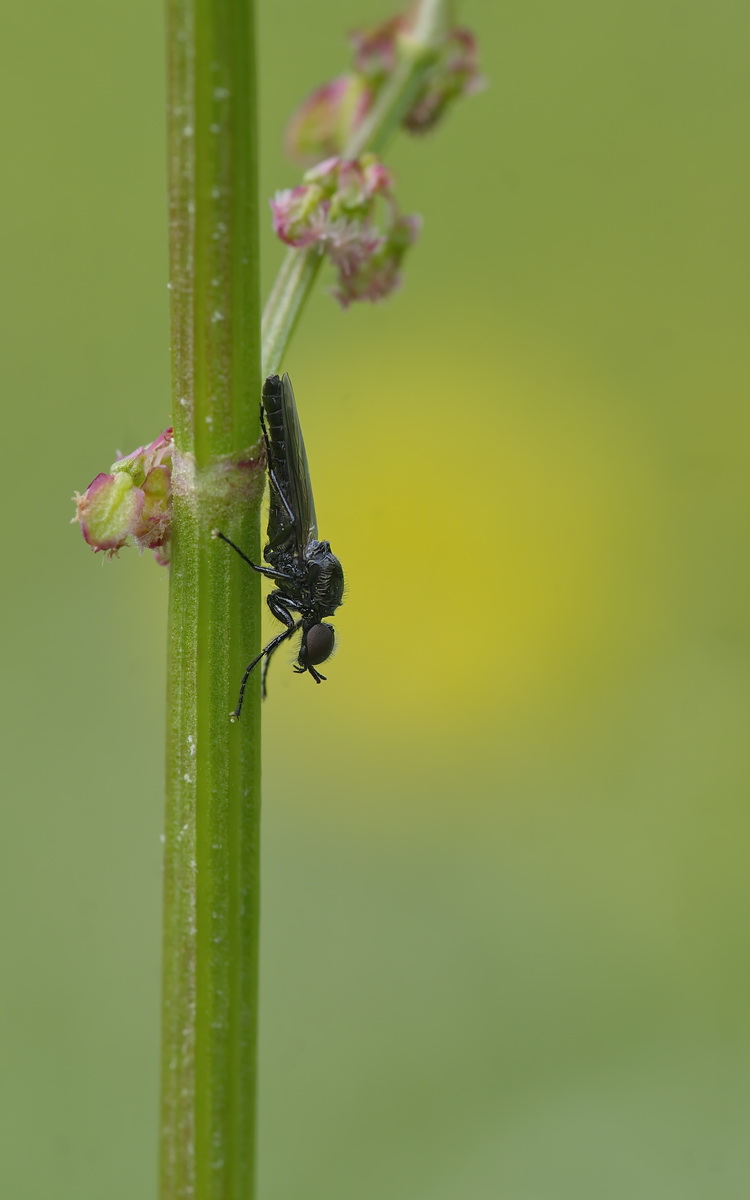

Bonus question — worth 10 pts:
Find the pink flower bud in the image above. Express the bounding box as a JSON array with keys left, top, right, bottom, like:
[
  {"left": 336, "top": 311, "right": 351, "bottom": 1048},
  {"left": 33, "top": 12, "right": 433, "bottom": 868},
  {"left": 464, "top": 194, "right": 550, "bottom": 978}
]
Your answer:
[
  {"left": 74, "top": 472, "right": 145, "bottom": 555},
  {"left": 113, "top": 427, "right": 174, "bottom": 483},
  {"left": 330, "top": 157, "right": 394, "bottom": 213},
  {"left": 284, "top": 74, "right": 373, "bottom": 167},
  {"left": 404, "top": 27, "right": 485, "bottom": 133},
  {"left": 73, "top": 428, "right": 174, "bottom": 563},
  {"left": 133, "top": 463, "right": 172, "bottom": 557},
  {"left": 270, "top": 183, "right": 328, "bottom": 247}
]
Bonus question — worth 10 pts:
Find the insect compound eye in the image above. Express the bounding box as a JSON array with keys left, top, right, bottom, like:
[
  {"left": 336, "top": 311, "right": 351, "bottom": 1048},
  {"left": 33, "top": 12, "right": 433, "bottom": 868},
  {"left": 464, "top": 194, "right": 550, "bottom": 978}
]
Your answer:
[{"left": 304, "top": 623, "right": 335, "bottom": 666}]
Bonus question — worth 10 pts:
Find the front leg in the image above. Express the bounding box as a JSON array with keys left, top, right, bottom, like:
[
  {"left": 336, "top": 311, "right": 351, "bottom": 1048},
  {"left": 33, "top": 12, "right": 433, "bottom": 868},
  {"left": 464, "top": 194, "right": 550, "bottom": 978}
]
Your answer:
[{"left": 263, "top": 592, "right": 300, "bottom": 697}]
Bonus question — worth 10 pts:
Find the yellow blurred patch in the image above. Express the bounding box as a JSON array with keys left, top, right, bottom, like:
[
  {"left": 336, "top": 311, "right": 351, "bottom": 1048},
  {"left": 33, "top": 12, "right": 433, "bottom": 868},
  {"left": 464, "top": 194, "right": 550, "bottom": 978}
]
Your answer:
[{"left": 290, "top": 331, "right": 670, "bottom": 745}]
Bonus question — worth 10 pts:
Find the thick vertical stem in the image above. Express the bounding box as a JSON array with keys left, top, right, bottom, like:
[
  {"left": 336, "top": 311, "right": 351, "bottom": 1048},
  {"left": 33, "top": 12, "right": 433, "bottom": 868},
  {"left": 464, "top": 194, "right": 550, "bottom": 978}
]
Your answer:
[{"left": 161, "top": 0, "right": 262, "bottom": 1197}]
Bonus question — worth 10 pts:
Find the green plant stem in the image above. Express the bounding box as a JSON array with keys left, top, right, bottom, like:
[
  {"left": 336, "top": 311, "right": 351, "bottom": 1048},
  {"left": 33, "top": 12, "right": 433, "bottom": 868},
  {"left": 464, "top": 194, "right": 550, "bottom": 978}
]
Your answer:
[
  {"left": 260, "top": 245, "right": 324, "bottom": 381},
  {"left": 260, "top": 0, "right": 448, "bottom": 377},
  {"left": 161, "top": 0, "right": 262, "bottom": 1196}
]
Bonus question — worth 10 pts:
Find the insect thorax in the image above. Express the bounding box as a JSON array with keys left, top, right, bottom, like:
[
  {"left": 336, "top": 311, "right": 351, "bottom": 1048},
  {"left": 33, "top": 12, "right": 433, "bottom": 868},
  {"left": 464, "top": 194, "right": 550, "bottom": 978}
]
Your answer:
[{"left": 305, "top": 540, "right": 345, "bottom": 613}]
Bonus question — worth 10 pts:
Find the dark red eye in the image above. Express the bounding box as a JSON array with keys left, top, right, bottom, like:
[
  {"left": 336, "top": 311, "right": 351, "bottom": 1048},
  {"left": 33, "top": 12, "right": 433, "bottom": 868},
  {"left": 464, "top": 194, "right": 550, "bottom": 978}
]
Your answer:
[{"left": 304, "top": 623, "right": 335, "bottom": 665}]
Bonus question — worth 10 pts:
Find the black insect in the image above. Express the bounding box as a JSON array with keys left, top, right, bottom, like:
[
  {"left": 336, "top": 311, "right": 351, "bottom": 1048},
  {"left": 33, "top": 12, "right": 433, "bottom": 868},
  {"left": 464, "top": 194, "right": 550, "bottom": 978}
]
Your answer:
[{"left": 213, "top": 372, "right": 344, "bottom": 720}]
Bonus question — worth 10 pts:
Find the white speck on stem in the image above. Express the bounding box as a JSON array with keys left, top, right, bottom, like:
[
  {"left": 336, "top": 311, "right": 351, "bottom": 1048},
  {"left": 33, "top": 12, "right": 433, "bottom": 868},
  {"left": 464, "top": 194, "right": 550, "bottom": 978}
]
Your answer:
[{"left": 182, "top": 125, "right": 194, "bottom": 137}]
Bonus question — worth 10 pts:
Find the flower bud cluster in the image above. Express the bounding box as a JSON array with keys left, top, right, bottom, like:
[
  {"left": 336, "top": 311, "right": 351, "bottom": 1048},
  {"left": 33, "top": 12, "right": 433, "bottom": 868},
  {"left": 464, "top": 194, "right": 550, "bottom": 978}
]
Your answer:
[
  {"left": 285, "top": 8, "right": 484, "bottom": 164},
  {"left": 271, "top": 154, "right": 421, "bottom": 307},
  {"left": 73, "top": 428, "right": 173, "bottom": 564}
]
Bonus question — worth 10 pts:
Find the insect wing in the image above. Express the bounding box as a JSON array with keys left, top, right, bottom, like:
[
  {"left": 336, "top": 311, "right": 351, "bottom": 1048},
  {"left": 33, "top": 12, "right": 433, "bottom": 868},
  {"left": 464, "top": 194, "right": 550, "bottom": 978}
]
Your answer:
[
  {"left": 263, "top": 373, "right": 318, "bottom": 555},
  {"left": 280, "top": 373, "right": 318, "bottom": 546}
]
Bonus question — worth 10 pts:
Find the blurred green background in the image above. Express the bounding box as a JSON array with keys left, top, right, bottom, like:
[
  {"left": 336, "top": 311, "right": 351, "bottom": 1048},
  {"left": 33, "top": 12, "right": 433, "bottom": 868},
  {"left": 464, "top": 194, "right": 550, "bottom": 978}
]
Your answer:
[{"left": 1, "top": 0, "right": 749, "bottom": 1196}]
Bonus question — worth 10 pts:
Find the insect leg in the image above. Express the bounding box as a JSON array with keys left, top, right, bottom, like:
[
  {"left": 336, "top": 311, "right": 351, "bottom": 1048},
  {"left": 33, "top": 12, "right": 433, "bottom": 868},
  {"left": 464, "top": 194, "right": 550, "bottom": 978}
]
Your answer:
[
  {"left": 263, "top": 593, "right": 300, "bottom": 698},
  {"left": 231, "top": 619, "right": 302, "bottom": 721},
  {"left": 267, "top": 591, "right": 299, "bottom": 628},
  {"left": 266, "top": 467, "right": 297, "bottom": 527},
  {"left": 261, "top": 635, "right": 290, "bottom": 699},
  {"left": 212, "top": 529, "right": 295, "bottom": 581},
  {"left": 259, "top": 399, "right": 270, "bottom": 445}
]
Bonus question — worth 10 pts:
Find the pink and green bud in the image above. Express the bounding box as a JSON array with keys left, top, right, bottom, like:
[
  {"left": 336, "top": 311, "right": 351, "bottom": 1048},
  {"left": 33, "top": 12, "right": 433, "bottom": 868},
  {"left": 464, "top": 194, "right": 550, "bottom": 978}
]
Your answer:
[
  {"left": 403, "top": 27, "right": 484, "bottom": 133},
  {"left": 351, "top": 11, "right": 484, "bottom": 133},
  {"left": 270, "top": 182, "right": 328, "bottom": 246},
  {"left": 73, "top": 428, "right": 174, "bottom": 563},
  {"left": 283, "top": 6, "right": 483, "bottom": 164},
  {"left": 74, "top": 471, "right": 145, "bottom": 555},
  {"left": 316, "top": 155, "right": 392, "bottom": 214},
  {"left": 284, "top": 74, "right": 372, "bottom": 167},
  {"left": 270, "top": 154, "right": 420, "bottom": 308},
  {"left": 136, "top": 463, "right": 172, "bottom": 555}
]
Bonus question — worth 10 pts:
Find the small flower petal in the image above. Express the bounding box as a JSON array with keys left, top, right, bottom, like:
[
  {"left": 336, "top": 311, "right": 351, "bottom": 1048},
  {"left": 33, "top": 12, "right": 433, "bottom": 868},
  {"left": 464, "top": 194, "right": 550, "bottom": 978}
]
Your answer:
[
  {"left": 270, "top": 184, "right": 328, "bottom": 246},
  {"left": 113, "top": 426, "right": 174, "bottom": 485}
]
